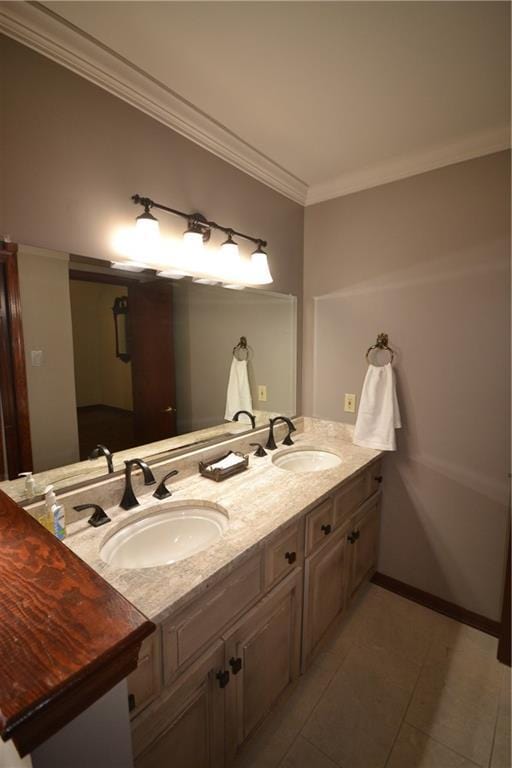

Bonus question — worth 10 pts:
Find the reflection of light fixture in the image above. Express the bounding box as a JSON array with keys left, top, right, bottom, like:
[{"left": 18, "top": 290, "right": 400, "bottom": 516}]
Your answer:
[
  {"left": 111, "top": 260, "right": 151, "bottom": 272},
  {"left": 250, "top": 242, "right": 273, "bottom": 285},
  {"left": 129, "top": 194, "right": 273, "bottom": 285}
]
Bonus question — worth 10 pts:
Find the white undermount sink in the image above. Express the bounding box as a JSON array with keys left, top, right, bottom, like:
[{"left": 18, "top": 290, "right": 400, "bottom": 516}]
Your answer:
[
  {"left": 272, "top": 447, "right": 342, "bottom": 473},
  {"left": 100, "top": 502, "right": 229, "bottom": 569}
]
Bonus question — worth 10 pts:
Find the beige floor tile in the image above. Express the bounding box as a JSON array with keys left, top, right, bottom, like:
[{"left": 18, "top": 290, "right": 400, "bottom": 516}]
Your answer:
[
  {"left": 433, "top": 615, "right": 499, "bottom": 660},
  {"left": 490, "top": 669, "right": 511, "bottom": 768},
  {"left": 303, "top": 641, "right": 421, "bottom": 768},
  {"left": 324, "top": 585, "right": 439, "bottom": 666},
  {"left": 279, "top": 736, "right": 339, "bottom": 768},
  {"left": 234, "top": 652, "right": 341, "bottom": 768},
  {"left": 405, "top": 630, "right": 503, "bottom": 766},
  {"left": 386, "top": 723, "right": 480, "bottom": 768}
]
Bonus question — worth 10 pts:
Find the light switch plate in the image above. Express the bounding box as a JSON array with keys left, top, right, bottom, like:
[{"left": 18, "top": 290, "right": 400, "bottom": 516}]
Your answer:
[
  {"left": 258, "top": 385, "right": 267, "bottom": 402},
  {"left": 31, "top": 350, "right": 43, "bottom": 367},
  {"left": 344, "top": 393, "right": 356, "bottom": 413}
]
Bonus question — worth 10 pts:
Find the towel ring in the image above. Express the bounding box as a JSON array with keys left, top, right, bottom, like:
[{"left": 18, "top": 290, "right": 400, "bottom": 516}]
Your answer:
[
  {"left": 233, "top": 336, "right": 250, "bottom": 361},
  {"left": 366, "top": 333, "right": 395, "bottom": 364}
]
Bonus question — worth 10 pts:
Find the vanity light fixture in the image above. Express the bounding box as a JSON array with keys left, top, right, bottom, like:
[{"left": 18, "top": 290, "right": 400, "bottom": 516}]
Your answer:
[
  {"left": 130, "top": 194, "right": 273, "bottom": 285},
  {"left": 250, "top": 242, "right": 273, "bottom": 285}
]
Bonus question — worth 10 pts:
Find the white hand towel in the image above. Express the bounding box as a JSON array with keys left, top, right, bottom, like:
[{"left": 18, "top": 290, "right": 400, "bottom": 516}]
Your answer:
[
  {"left": 224, "top": 358, "right": 253, "bottom": 423},
  {"left": 353, "top": 363, "right": 401, "bottom": 451}
]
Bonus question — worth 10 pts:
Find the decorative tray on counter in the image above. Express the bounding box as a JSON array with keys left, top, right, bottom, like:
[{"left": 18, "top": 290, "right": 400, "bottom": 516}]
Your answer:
[{"left": 199, "top": 450, "right": 249, "bottom": 482}]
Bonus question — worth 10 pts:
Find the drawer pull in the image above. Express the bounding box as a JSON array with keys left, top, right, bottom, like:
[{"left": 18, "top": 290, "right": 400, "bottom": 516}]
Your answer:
[
  {"left": 285, "top": 551, "right": 297, "bottom": 565},
  {"left": 128, "top": 693, "right": 136, "bottom": 712},
  {"left": 321, "top": 523, "right": 332, "bottom": 536},
  {"left": 229, "top": 656, "right": 243, "bottom": 674},
  {"left": 216, "top": 670, "right": 230, "bottom": 688},
  {"left": 348, "top": 530, "right": 360, "bottom": 544},
  {"left": 375, "top": 475, "right": 383, "bottom": 484}
]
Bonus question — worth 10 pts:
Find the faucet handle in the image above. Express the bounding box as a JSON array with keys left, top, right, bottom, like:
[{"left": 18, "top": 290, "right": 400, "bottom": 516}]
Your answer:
[
  {"left": 249, "top": 443, "right": 267, "bottom": 457},
  {"left": 153, "top": 470, "right": 179, "bottom": 500},
  {"left": 73, "top": 503, "right": 111, "bottom": 527}
]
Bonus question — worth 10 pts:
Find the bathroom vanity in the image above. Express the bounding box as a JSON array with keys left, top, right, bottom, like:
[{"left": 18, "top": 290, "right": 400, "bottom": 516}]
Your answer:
[{"left": 53, "top": 418, "right": 382, "bottom": 768}]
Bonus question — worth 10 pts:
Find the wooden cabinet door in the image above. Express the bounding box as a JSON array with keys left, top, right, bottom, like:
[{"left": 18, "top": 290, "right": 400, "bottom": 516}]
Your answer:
[
  {"left": 224, "top": 570, "right": 302, "bottom": 761},
  {"left": 303, "top": 526, "right": 348, "bottom": 669},
  {"left": 133, "top": 642, "right": 225, "bottom": 768},
  {"left": 347, "top": 499, "right": 381, "bottom": 599}
]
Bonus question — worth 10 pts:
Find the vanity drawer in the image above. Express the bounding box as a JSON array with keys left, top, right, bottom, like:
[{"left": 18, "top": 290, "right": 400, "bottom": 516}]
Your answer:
[
  {"left": 265, "top": 519, "right": 304, "bottom": 588},
  {"left": 305, "top": 498, "right": 334, "bottom": 554},
  {"left": 333, "top": 471, "right": 368, "bottom": 529},
  {"left": 163, "top": 551, "right": 264, "bottom": 683},
  {"left": 127, "top": 630, "right": 162, "bottom": 718}
]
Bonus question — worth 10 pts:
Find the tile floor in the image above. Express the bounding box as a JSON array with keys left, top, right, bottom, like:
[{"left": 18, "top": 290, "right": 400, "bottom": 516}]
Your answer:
[{"left": 234, "top": 584, "right": 511, "bottom": 768}]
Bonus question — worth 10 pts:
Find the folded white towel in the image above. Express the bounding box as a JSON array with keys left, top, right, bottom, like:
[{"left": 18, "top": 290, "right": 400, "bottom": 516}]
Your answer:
[
  {"left": 225, "top": 357, "right": 253, "bottom": 423},
  {"left": 206, "top": 452, "right": 245, "bottom": 472},
  {"left": 353, "top": 363, "right": 401, "bottom": 451}
]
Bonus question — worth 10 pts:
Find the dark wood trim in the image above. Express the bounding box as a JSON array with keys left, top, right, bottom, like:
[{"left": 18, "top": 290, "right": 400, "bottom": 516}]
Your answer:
[
  {"left": 0, "top": 245, "right": 33, "bottom": 477},
  {"left": 371, "top": 571, "right": 501, "bottom": 638},
  {"left": 497, "top": 533, "right": 511, "bottom": 665},
  {"left": 0, "top": 489, "right": 155, "bottom": 756}
]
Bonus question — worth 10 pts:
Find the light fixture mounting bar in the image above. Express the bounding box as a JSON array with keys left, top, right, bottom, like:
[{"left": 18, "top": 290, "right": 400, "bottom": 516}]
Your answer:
[{"left": 132, "top": 194, "right": 267, "bottom": 247}]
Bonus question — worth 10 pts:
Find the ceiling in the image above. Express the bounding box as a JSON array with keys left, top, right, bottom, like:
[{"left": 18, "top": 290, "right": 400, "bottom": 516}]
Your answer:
[{"left": 8, "top": 2, "right": 512, "bottom": 203}]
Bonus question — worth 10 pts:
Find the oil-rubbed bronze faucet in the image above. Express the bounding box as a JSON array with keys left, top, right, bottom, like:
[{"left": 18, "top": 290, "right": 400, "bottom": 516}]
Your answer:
[
  {"left": 265, "top": 416, "right": 296, "bottom": 451},
  {"left": 120, "top": 459, "right": 156, "bottom": 510},
  {"left": 232, "top": 410, "right": 256, "bottom": 429},
  {"left": 89, "top": 444, "right": 114, "bottom": 474}
]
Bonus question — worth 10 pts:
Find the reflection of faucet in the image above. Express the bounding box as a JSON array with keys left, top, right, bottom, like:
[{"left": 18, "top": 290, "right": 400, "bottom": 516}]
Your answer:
[
  {"left": 265, "top": 417, "right": 296, "bottom": 451},
  {"left": 120, "top": 459, "right": 156, "bottom": 510},
  {"left": 232, "top": 410, "right": 256, "bottom": 429},
  {"left": 89, "top": 444, "right": 114, "bottom": 474}
]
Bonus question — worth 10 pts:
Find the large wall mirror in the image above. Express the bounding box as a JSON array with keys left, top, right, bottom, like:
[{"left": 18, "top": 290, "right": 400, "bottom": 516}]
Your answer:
[{"left": 0, "top": 244, "right": 297, "bottom": 502}]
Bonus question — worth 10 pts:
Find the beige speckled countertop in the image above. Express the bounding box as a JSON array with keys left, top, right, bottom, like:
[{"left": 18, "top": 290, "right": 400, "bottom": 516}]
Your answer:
[{"left": 63, "top": 419, "right": 382, "bottom": 624}]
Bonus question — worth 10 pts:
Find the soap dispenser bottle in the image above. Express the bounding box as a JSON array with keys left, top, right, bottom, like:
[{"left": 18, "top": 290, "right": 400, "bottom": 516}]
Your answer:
[
  {"left": 18, "top": 471, "right": 36, "bottom": 498},
  {"left": 45, "top": 485, "right": 66, "bottom": 540}
]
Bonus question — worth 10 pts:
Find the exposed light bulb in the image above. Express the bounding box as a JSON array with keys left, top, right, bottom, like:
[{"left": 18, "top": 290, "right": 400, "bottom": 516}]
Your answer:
[{"left": 250, "top": 243, "right": 273, "bottom": 285}]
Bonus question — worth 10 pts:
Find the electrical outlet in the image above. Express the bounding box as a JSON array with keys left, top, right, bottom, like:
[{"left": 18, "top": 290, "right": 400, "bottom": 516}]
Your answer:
[
  {"left": 258, "top": 384, "right": 267, "bottom": 402},
  {"left": 344, "top": 393, "right": 356, "bottom": 413}
]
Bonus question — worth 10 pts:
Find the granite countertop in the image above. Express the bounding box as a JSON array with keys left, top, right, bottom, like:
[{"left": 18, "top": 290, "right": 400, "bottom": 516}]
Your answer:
[{"left": 64, "top": 419, "right": 382, "bottom": 624}]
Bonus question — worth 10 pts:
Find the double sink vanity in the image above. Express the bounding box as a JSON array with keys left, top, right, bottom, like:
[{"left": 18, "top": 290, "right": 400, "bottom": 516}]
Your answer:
[{"left": 30, "top": 416, "right": 383, "bottom": 768}]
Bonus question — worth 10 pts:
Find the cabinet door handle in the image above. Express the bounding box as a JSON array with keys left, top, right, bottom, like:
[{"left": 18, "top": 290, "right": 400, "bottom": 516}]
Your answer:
[
  {"left": 374, "top": 475, "right": 383, "bottom": 484},
  {"left": 128, "top": 693, "right": 136, "bottom": 712},
  {"left": 348, "top": 530, "right": 360, "bottom": 544},
  {"left": 321, "top": 523, "right": 332, "bottom": 535},
  {"left": 285, "top": 551, "right": 296, "bottom": 564},
  {"left": 229, "top": 656, "right": 243, "bottom": 674},
  {"left": 216, "top": 669, "right": 230, "bottom": 688}
]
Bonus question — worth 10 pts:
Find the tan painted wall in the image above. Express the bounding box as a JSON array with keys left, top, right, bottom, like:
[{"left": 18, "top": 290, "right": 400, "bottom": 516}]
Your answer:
[
  {"left": 173, "top": 283, "right": 297, "bottom": 433},
  {"left": 69, "top": 281, "right": 133, "bottom": 411},
  {"left": 17, "top": 247, "right": 80, "bottom": 472},
  {"left": 304, "top": 151, "right": 511, "bottom": 621},
  {"left": 0, "top": 35, "right": 303, "bottom": 409}
]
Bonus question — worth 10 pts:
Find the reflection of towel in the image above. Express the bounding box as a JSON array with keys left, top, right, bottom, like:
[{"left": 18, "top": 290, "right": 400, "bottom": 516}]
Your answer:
[
  {"left": 225, "top": 358, "right": 253, "bottom": 423},
  {"left": 353, "top": 363, "right": 401, "bottom": 451}
]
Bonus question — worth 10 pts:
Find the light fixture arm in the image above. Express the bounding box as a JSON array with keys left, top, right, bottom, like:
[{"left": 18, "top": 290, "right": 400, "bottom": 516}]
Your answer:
[{"left": 132, "top": 194, "right": 267, "bottom": 248}]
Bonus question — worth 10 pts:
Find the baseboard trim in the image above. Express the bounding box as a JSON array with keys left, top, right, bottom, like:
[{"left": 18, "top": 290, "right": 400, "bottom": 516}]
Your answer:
[{"left": 371, "top": 572, "right": 501, "bottom": 638}]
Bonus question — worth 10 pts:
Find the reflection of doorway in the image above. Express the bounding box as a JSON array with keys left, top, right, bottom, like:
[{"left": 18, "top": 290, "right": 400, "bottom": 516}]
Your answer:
[
  {"left": 0, "top": 244, "right": 32, "bottom": 479},
  {"left": 69, "top": 272, "right": 177, "bottom": 459},
  {"left": 69, "top": 276, "right": 135, "bottom": 459}
]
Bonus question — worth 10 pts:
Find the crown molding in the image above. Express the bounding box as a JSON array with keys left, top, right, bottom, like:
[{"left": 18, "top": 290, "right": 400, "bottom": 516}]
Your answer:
[
  {"left": 0, "top": 1, "right": 308, "bottom": 205},
  {"left": 1, "top": 2, "right": 508, "bottom": 210},
  {"left": 306, "top": 128, "right": 511, "bottom": 205}
]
